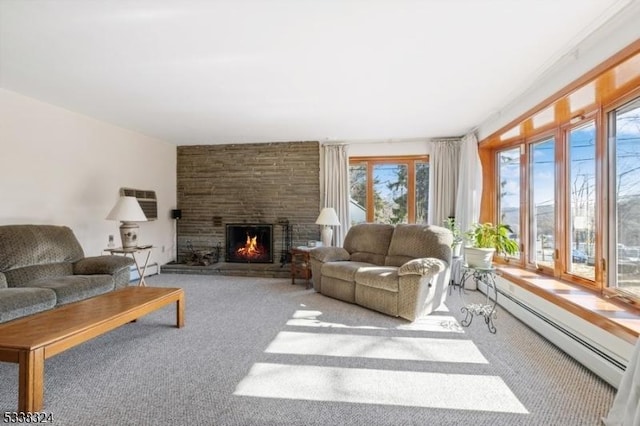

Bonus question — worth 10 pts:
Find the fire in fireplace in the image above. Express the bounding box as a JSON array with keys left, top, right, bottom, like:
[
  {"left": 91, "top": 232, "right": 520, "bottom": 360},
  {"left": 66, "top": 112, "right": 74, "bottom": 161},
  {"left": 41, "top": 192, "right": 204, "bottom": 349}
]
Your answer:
[{"left": 226, "top": 224, "right": 273, "bottom": 263}]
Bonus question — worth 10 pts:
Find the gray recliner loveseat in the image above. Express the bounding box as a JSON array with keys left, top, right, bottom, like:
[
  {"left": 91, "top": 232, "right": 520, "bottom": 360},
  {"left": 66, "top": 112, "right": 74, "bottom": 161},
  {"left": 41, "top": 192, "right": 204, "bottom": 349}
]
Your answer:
[
  {"left": 0, "top": 224, "right": 135, "bottom": 323},
  {"left": 309, "top": 223, "right": 452, "bottom": 321}
]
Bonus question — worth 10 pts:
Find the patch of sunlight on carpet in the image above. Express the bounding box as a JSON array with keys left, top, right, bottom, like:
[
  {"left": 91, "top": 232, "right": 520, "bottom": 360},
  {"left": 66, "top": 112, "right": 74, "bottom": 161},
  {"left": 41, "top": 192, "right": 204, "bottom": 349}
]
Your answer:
[
  {"left": 234, "top": 363, "right": 528, "bottom": 413},
  {"left": 265, "top": 331, "right": 488, "bottom": 363}
]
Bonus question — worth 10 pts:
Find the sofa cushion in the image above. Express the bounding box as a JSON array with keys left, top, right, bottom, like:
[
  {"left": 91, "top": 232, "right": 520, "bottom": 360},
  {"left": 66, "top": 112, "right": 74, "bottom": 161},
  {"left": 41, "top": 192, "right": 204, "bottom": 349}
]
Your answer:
[
  {"left": 0, "top": 287, "right": 57, "bottom": 323},
  {"left": 3, "top": 262, "right": 73, "bottom": 287},
  {"left": 322, "top": 261, "right": 373, "bottom": 283},
  {"left": 18, "top": 275, "right": 115, "bottom": 306},
  {"left": 355, "top": 266, "right": 400, "bottom": 292},
  {"left": 309, "top": 247, "right": 350, "bottom": 263},
  {"left": 0, "top": 225, "right": 85, "bottom": 272},
  {"left": 74, "top": 255, "right": 134, "bottom": 275},
  {"left": 343, "top": 223, "right": 395, "bottom": 265},
  {"left": 385, "top": 224, "right": 452, "bottom": 267},
  {"left": 0, "top": 272, "right": 7, "bottom": 289}
]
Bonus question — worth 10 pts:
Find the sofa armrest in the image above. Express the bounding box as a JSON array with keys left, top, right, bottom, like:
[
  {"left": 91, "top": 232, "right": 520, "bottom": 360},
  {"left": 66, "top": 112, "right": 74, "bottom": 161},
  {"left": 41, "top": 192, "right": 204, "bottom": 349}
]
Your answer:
[
  {"left": 397, "top": 257, "right": 447, "bottom": 277},
  {"left": 309, "top": 247, "right": 350, "bottom": 263},
  {"left": 73, "top": 255, "right": 135, "bottom": 276}
]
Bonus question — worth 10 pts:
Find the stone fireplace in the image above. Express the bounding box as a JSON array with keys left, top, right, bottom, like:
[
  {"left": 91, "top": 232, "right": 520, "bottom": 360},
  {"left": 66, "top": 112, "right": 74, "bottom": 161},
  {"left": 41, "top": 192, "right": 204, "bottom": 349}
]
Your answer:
[
  {"left": 226, "top": 224, "right": 273, "bottom": 263},
  {"left": 168, "top": 141, "right": 321, "bottom": 277}
]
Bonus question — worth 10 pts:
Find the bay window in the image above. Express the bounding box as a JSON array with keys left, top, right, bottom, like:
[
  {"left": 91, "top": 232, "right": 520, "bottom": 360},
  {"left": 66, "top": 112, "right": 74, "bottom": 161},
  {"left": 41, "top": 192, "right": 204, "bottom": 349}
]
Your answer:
[{"left": 480, "top": 43, "right": 640, "bottom": 307}]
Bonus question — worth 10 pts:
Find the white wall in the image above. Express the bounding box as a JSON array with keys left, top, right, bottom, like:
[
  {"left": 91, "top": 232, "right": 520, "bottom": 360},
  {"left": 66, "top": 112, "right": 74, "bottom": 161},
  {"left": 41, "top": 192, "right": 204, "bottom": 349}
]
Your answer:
[
  {"left": 0, "top": 89, "right": 177, "bottom": 267},
  {"left": 477, "top": 1, "right": 640, "bottom": 140},
  {"left": 345, "top": 139, "right": 429, "bottom": 157}
]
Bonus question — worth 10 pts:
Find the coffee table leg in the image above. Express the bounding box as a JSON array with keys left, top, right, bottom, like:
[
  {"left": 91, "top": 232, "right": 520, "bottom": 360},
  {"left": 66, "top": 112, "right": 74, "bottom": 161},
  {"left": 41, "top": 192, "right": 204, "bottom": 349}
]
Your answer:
[
  {"left": 176, "top": 293, "right": 185, "bottom": 328},
  {"left": 18, "top": 347, "right": 44, "bottom": 412}
]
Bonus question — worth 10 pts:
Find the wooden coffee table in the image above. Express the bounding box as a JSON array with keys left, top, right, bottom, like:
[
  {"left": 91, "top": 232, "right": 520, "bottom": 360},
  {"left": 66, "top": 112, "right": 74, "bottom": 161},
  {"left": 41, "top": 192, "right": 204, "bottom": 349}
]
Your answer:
[{"left": 0, "top": 286, "right": 185, "bottom": 412}]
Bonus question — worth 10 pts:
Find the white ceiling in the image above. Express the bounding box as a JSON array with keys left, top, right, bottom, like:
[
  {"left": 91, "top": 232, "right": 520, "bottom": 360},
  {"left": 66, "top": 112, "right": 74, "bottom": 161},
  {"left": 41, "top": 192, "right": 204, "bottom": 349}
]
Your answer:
[{"left": 0, "top": 0, "right": 635, "bottom": 145}]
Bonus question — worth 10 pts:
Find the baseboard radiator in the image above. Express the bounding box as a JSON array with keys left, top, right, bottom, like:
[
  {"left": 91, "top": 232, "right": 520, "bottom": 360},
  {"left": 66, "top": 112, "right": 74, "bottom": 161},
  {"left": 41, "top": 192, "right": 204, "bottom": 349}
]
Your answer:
[{"left": 476, "top": 278, "right": 631, "bottom": 389}]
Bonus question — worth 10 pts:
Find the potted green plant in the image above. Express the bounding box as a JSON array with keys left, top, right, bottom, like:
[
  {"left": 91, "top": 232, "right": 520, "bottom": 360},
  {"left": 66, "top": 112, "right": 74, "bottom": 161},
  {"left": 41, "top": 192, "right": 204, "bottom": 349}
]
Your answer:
[
  {"left": 464, "top": 222, "right": 519, "bottom": 268},
  {"left": 443, "top": 217, "right": 464, "bottom": 257}
]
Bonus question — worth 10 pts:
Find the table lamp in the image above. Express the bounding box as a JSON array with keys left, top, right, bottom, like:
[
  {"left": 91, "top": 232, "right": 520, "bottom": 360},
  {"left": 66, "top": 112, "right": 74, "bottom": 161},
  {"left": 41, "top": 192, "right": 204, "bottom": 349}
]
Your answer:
[
  {"left": 106, "top": 196, "right": 147, "bottom": 248},
  {"left": 315, "top": 207, "right": 340, "bottom": 247}
]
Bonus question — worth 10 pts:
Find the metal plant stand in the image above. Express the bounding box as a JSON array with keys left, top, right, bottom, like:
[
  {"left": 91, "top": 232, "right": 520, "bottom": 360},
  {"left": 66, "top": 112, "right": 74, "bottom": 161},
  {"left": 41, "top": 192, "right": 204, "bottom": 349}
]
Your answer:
[{"left": 459, "top": 266, "right": 498, "bottom": 333}]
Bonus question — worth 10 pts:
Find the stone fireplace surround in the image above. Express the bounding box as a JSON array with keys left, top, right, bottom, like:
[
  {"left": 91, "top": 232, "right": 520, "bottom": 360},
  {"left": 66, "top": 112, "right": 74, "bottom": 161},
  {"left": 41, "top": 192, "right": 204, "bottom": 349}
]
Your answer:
[{"left": 162, "top": 141, "right": 321, "bottom": 278}]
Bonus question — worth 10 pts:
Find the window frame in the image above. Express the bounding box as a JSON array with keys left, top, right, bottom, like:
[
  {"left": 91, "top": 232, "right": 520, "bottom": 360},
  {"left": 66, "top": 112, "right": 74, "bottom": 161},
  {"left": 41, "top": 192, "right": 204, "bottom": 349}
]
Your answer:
[
  {"left": 560, "top": 114, "right": 601, "bottom": 289},
  {"left": 527, "top": 133, "right": 557, "bottom": 274},
  {"left": 479, "top": 40, "right": 640, "bottom": 306},
  {"left": 496, "top": 145, "right": 523, "bottom": 263},
  {"left": 349, "top": 155, "right": 429, "bottom": 224},
  {"left": 603, "top": 88, "right": 640, "bottom": 301}
]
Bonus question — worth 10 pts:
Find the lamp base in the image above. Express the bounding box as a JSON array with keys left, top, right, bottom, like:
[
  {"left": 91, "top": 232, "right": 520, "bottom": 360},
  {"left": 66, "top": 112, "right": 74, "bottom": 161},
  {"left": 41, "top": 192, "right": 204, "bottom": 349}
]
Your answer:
[
  {"left": 119, "top": 221, "right": 140, "bottom": 248},
  {"left": 321, "top": 226, "right": 333, "bottom": 247}
]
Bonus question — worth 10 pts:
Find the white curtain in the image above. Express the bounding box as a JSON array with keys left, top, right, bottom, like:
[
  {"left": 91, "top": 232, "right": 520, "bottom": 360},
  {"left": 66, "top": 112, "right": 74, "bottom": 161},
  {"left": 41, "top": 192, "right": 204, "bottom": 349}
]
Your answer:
[
  {"left": 427, "top": 139, "right": 461, "bottom": 226},
  {"left": 320, "top": 144, "right": 350, "bottom": 246},
  {"left": 455, "top": 132, "right": 483, "bottom": 236}
]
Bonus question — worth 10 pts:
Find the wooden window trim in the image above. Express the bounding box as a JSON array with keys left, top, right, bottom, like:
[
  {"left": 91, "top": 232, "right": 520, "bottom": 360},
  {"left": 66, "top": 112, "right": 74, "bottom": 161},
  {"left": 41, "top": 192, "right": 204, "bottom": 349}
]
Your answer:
[
  {"left": 498, "top": 264, "right": 640, "bottom": 345},
  {"left": 481, "top": 39, "right": 640, "bottom": 149},
  {"left": 479, "top": 39, "right": 640, "bottom": 309},
  {"left": 349, "top": 155, "right": 429, "bottom": 224}
]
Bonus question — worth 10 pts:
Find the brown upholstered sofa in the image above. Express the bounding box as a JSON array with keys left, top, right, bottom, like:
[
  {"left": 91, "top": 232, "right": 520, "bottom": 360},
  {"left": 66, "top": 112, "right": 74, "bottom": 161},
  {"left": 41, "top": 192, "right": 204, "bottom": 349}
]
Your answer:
[
  {"left": 0, "top": 224, "right": 134, "bottom": 323},
  {"left": 309, "top": 223, "right": 452, "bottom": 321}
]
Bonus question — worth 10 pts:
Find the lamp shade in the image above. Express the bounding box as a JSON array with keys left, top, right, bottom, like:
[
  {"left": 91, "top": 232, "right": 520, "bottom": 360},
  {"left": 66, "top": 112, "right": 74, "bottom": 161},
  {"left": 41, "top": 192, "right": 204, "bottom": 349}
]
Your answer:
[
  {"left": 106, "top": 196, "right": 147, "bottom": 248},
  {"left": 315, "top": 207, "right": 340, "bottom": 226},
  {"left": 315, "top": 207, "right": 340, "bottom": 247},
  {"left": 106, "top": 196, "right": 147, "bottom": 222}
]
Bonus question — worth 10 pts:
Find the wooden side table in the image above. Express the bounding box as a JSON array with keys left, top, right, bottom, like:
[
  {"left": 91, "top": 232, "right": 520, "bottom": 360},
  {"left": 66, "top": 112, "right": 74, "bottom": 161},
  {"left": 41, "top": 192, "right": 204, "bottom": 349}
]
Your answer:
[{"left": 290, "top": 246, "right": 312, "bottom": 289}]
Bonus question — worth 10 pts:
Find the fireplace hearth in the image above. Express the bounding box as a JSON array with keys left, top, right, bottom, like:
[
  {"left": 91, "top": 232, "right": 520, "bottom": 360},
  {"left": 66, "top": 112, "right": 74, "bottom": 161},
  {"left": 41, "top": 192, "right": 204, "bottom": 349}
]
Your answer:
[{"left": 226, "top": 224, "right": 273, "bottom": 263}]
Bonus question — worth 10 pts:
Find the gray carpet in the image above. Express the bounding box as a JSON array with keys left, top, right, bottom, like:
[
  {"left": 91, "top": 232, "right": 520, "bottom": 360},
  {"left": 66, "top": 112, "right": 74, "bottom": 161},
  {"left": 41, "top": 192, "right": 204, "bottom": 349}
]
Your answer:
[{"left": 0, "top": 274, "right": 615, "bottom": 425}]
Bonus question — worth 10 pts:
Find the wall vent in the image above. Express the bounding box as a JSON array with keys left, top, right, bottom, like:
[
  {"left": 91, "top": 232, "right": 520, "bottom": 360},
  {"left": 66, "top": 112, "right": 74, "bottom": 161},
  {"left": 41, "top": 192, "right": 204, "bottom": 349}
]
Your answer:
[{"left": 120, "top": 187, "right": 157, "bottom": 220}]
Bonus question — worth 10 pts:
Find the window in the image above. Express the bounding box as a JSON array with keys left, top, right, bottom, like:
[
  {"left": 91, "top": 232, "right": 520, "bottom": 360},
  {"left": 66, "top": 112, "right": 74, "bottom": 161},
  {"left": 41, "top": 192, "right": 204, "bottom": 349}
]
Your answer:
[
  {"left": 609, "top": 98, "right": 640, "bottom": 299},
  {"left": 415, "top": 162, "right": 429, "bottom": 224},
  {"left": 530, "top": 137, "right": 556, "bottom": 269},
  {"left": 373, "top": 163, "right": 408, "bottom": 224},
  {"left": 498, "top": 147, "right": 521, "bottom": 259},
  {"left": 348, "top": 156, "right": 429, "bottom": 225},
  {"left": 567, "top": 121, "right": 596, "bottom": 281},
  {"left": 479, "top": 42, "right": 640, "bottom": 306},
  {"left": 349, "top": 163, "right": 367, "bottom": 225}
]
